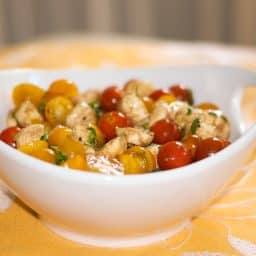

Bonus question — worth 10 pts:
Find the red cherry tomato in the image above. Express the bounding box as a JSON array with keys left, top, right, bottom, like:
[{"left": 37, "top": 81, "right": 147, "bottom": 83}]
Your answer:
[
  {"left": 169, "top": 84, "right": 193, "bottom": 105},
  {"left": 98, "top": 111, "right": 129, "bottom": 140},
  {"left": 182, "top": 135, "right": 201, "bottom": 160},
  {"left": 222, "top": 139, "right": 231, "bottom": 148},
  {"left": 150, "top": 119, "right": 180, "bottom": 144},
  {"left": 149, "top": 89, "right": 171, "bottom": 101},
  {"left": 195, "top": 137, "right": 230, "bottom": 161},
  {"left": 0, "top": 126, "right": 21, "bottom": 148},
  {"left": 100, "top": 86, "right": 121, "bottom": 111},
  {"left": 157, "top": 141, "right": 192, "bottom": 170}
]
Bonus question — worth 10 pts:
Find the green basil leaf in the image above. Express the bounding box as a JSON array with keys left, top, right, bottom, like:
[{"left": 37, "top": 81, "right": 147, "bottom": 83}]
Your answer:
[
  {"left": 89, "top": 100, "right": 103, "bottom": 118},
  {"left": 86, "top": 127, "right": 97, "bottom": 147},
  {"left": 190, "top": 118, "right": 200, "bottom": 135}
]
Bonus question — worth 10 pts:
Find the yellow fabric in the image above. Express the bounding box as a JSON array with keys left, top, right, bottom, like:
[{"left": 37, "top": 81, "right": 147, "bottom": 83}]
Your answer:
[{"left": 1, "top": 38, "right": 256, "bottom": 255}]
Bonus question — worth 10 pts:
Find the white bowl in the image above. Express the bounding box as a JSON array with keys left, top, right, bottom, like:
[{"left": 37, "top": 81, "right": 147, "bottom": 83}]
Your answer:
[{"left": 0, "top": 66, "right": 255, "bottom": 247}]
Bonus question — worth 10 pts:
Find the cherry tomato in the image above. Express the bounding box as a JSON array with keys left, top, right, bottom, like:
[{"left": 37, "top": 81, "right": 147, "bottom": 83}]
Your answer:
[
  {"left": 47, "top": 79, "right": 79, "bottom": 100},
  {"left": 118, "top": 146, "right": 156, "bottom": 174},
  {"left": 142, "top": 96, "right": 154, "bottom": 113},
  {"left": 157, "top": 94, "right": 176, "bottom": 104},
  {"left": 48, "top": 126, "right": 72, "bottom": 145},
  {"left": 149, "top": 89, "right": 171, "bottom": 101},
  {"left": 169, "top": 84, "right": 193, "bottom": 105},
  {"left": 0, "top": 126, "right": 21, "bottom": 147},
  {"left": 150, "top": 119, "right": 180, "bottom": 144},
  {"left": 13, "top": 83, "right": 45, "bottom": 107},
  {"left": 63, "top": 155, "right": 90, "bottom": 171},
  {"left": 222, "top": 139, "right": 231, "bottom": 148},
  {"left": 45, "top": 96, "right": 73, "bottom": 126},
  {"left": 157, "top": 141, "right": 192, "bottom": 170},
  {"left": 33, "top": 148, "right": 56, "bottom": 163},
  {"left": 195, "top": 137, "right": 230, "bottom": 161},
  {"left": 196, "top": 102, "right": 219, "bottom": 110},
  {"left": 98, "top": 111, "right": 129, "bottom": 140},
  {"left": 100, "top": 86, "right": 121, "bottom": 111},
  {"left": 48, "top": 126, "right": 85, "bottom": 156},
  {"left": 182, "top": 135, "right": 201, "bottom": 160},
  {"left": 18, "top": 140, "right": 55, "bottom": 164},
  {"left": 18, "top": 140, "right": 48, "bottom": 153}
]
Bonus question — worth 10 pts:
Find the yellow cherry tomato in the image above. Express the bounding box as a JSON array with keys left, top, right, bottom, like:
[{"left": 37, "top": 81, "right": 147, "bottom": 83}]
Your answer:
[
  {"left": 196, "top": 102, "right": 219, "bottom": 110},
  {"left": 32, "top": 148, "right": 55, "bottom": 163},
  {"left": 62, "top": 138, "right": 85, "bottom": 156},
  {"left": 18, "top": 140, "right": 48, "bottom": 153},
  {"left": 63, "top": 154, "right": 89, "bottom": 171},
  {"left": 157, "top": 94, "right": 176, "bottom": 104},
  {"left": 48, "top": 126, "right": 72, "bottom": 145},
  {"left": 18, "top": 140, "right": 55, "bottom": 164},
  {"left": 45, "top": 96, "right": 73, "bottom": 126},
  {"left": 118, "top": 146, "right": 156, "bottom": 174},
  {"left": 45, "top": 79, "right": 79, "bottom": 100},
  {"left": 142, "top": 96, "right": 155, "bottom": 113},
  {"left": 48, "top": 126, "right": 84, "bottom": 156},
  {"left": 13, "top": 83, "right": 45, "bottom": 107}
]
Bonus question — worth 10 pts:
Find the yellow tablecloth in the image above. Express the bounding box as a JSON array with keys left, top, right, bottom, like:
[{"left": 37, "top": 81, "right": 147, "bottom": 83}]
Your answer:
[{"left": 1, "top": 35, "right": 256, "bottom": 255}]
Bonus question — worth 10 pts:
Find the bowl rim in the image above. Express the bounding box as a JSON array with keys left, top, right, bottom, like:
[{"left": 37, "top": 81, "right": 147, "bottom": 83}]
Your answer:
[{"left": 0, "top": 66, "right": 255, "bottom": 186}]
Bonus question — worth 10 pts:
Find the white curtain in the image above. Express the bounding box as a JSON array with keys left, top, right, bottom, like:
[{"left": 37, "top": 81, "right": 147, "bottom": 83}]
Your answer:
[{"left": 0, "top": 0, "right": 255, "bottom": 45}]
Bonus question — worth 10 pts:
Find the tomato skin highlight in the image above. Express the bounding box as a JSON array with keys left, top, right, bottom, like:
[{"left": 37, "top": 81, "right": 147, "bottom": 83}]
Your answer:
[
  {"left": 157, "top": 141, "right": 192, "bottom": 170},
  {"left": 195, "top": 137, "right": 230, "bottom": 161},
  {"left": 169, "top": 84, "right": 193, "bottom": 105},
  {"left": 149, "top": 89, "right": 171, "bottom": 101},
  {"left": 0, "top": 126, "right": 21, "bottom": 148},
  {"left": 150, "top": 119, "right": 180, "bottom": 144},
  {"left": 100, "top": 86, "right": 121, "bottom": 111},
  {"left": 98, "top": 111, "right": 129, "bottom": 140}
]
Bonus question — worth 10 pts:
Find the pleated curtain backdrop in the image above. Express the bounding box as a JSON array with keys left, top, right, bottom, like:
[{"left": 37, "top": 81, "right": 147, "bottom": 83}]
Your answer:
[{"left": 0, "top": 0, "right": 256, "bottom": 45}]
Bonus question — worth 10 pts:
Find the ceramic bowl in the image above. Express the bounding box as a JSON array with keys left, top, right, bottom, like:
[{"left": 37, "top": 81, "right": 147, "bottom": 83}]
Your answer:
[{"left": 0, "top": 66, "right": 255, "bottom": 247}]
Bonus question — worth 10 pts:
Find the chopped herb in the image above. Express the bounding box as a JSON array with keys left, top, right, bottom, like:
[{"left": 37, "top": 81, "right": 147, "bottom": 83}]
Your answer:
[
  {"left": 142, "top": 123, "right": 149, "bottom": 130},
  {"left": 190, "top": 118, "right": 200, "bottom": 135},
  {"left": 12, "top": 110, "right": 16, "bottom": 118},
  {"left": 11, "top": 110, "right": 20, "bottom": 125},
  {"left": 186, "top": 107, "right": 192, "bottom": 115},
  {"left": 89, "top": 100, "right": 103, "bottom": 117},
  {"left": 221, "top": 115, "right": 228, "bottom": 122},
  {"left": 40, "top": 134, "right": 48, "bottom": 141},
  {"left": 180, "top": 126, "right": 186, "bottom": 139},
  {"left": 38, "top": 101, "right": 46, "bottom": 114},
  {"left": 55, "top": 151, "right": 68, "bottom": 165},
  {"left": 188, "top": 89, "right": 194, "bottom": 105},
  {"left": 208, "top": 111, "right": 217, "bottom": 117},
  {"left": 86, "top": 127, "right": 97, "bottom": 147},
  {"left": 50, "top": 146, "right": 67, "bottom": 165}
]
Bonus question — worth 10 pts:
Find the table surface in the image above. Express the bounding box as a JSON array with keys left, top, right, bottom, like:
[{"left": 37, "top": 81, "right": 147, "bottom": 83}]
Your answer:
[{"left": 1, "top": 35, "right": 256, "bottom": 256}]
